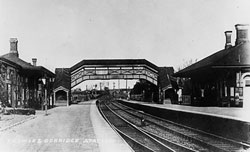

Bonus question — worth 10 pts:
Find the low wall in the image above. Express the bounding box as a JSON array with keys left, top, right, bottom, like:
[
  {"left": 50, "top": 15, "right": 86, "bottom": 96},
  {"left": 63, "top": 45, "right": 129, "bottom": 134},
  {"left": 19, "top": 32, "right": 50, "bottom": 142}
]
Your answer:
[
  {"left": 118, "top": 100, "right": 250, "bottom": 144},
  {"left": 55, "top": 100, "right": 68, "bottom": 106}
]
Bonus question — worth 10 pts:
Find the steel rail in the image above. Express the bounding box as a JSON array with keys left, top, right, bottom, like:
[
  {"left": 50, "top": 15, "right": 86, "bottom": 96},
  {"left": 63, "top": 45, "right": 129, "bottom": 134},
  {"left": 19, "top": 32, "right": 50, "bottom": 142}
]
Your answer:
[
  {"left": 112, "top": 101, "right": 250, "bottom": 152},
  {"left": 97, "top": 100, "right": 175, "bottom": 152}
]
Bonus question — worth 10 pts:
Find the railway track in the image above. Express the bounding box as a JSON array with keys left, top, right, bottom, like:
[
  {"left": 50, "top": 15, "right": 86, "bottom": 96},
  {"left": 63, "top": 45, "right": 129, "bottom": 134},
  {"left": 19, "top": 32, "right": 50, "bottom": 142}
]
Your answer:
[
  {"left": 110, "top": 101, "right": 250, "bottom": 152},
  {"left": 97, "top": 100, "right": 194, "bottom": 152}
]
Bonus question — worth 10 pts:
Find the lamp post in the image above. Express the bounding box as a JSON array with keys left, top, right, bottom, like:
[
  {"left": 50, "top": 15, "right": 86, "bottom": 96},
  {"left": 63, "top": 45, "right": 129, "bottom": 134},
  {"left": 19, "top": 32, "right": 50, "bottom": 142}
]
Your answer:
[
  {"left": 41, "top": 76, "right": 48, "bottom": 116},
  {"left": 51, "top": 77, "right": 55, "bottom": 108}
]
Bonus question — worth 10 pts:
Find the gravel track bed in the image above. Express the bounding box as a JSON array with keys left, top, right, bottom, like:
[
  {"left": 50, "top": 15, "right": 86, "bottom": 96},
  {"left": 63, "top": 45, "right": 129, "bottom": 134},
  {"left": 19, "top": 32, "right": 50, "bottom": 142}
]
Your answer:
[
  {"left": 108, "top": 103, "right": 209, "bottom": 151},
  {"left": 99, "top": 102, "right": 165, "bottom": 152},
  {"left": 113, "top": 102, "right": 247, "bottom": 152},
  {"left": 118, "top": 127, "right": 161, "bottom": 151}
]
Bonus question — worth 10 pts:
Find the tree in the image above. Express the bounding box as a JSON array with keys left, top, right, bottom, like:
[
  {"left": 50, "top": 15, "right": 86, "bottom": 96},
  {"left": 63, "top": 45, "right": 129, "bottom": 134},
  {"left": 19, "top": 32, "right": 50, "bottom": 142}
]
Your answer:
[
  {"left": 0, "top": 62, "right": 8, "bottom": 107},
  {"left": 131, "top": 80, "right": 158, "bottom": 102},
  {"left": 131, "top": 81, "right": 143, "bottom": 94},
  {"left": 177, "top": 58, "right": 198, "bottom": 72}
]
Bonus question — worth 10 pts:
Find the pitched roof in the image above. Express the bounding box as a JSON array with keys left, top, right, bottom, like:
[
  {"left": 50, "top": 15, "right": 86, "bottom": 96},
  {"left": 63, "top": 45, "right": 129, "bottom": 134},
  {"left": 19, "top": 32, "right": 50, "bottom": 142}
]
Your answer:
[
  {"left": 1, "top": 53, "right": 34, "bottom": 70},
  {"left": 214, "top": 42, "right": 250, "bottom": 67},
  {"left": 174, "top": 41, "right": 250, "bottom": 77},
  {"left": 158, "top": 67, "right": 178, "bottom": 90},
  {"left": 0, "top": 56, "right": 21, "bottom": 69},
  {"left": 70, "top": 59, "right": 159, "bottom": 72},
  {"left": 0, "top": 53, "right": 54, "bottom": 77},
  {"left": 54, "top": 68, "right": 71, "bottom": 90}
]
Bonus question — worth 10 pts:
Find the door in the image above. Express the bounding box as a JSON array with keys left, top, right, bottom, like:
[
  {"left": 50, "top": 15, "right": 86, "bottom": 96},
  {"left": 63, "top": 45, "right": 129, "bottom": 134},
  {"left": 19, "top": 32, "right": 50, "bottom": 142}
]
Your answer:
[{"left": 243, "top": 76, "right": 250, "bottom": 109}]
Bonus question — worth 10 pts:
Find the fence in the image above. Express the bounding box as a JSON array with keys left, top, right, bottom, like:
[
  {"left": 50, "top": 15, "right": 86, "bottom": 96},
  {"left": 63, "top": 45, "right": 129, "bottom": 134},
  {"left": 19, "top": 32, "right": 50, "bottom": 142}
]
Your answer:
[
  {"left": 130, "top": 94, "right": 143, "bottom": 101},
  {"left": 181, "top": 95, "right": 191, "bottom": 105}
]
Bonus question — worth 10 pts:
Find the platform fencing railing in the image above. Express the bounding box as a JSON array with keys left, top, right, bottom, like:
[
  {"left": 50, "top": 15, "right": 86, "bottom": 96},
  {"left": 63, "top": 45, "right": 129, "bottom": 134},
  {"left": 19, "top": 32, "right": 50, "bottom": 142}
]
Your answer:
[
  {"left": 181, "top": 95, "right": 191, "bottom": 105},
  {"left": 130, "top": 94, "right": 143, "bottom": 101}
]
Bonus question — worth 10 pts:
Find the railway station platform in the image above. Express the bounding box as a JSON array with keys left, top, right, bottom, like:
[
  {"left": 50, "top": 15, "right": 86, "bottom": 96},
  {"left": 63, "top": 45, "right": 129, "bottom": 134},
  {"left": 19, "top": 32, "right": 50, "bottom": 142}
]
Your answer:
[
  {"left": 118, "top": 99, "right": 250, "bottom": 144},
  {"left": 121, "top": 99, "right": 250, "bottom": 122},
  {"left": 90, "top": 100, "right": 133, "bottom": 152},
  {"left": 0, "top": 100, "right": 133, "bottom": 152}
]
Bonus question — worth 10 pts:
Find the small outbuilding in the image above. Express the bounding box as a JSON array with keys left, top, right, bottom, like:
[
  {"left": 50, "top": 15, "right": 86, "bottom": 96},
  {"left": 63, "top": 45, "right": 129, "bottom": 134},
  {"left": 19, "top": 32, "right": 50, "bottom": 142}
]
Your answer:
[{"left": 53, "top": 68, "right": 71, "bottom": 106}]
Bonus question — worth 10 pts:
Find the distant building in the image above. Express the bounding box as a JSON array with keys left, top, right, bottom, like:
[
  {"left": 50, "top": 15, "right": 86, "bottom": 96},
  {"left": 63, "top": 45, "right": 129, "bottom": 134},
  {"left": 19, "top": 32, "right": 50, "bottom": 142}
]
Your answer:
[
  {"left": 158, "top": 67, "right": 178, "bottom": 104},
  {"left": 129, "top": 67, "right": 178, "bottom": 103},
  {"left": 0, "top": 38, "right": 55, "bottom": 109},
  {"left": 174, "top": 24, "right": 250, "bottom": 108}
]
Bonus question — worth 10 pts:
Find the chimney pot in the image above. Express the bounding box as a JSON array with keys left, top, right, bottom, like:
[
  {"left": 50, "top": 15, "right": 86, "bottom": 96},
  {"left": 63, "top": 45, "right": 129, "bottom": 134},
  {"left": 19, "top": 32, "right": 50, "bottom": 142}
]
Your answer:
[
  {"left": 9, "top": 38, "right": 19, "bottom": 57},
  {"left": 32, "top": 58, "right": 37, "bottom": 66},
  {"left": 225, "top": 31, "right": 232, "bottom": 49},
  {"left": 235, "top": 24, "right": 249, "bottom": 45}
]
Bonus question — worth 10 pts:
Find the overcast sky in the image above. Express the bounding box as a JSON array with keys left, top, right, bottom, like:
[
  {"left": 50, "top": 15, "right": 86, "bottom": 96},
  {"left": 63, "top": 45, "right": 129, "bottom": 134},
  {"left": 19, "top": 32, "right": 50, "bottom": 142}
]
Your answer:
[{"left": 1, "top": 0, "right": 250, "bottom": 72}]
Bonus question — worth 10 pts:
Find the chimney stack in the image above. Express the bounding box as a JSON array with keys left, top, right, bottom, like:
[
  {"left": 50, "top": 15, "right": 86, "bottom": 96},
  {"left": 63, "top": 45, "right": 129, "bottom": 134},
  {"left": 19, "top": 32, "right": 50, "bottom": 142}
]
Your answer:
[
  {"left": 235, "top": 24, "right": 249, "bottom": 45},
  {"left": 225, "top": 31, "right": 232, "bottom": 49},
  {"left": 32, "top": 58, "right": 37, "bottom": 66},
  {"left": 9, "top": 38, "right": 19, "bottom": 57}
]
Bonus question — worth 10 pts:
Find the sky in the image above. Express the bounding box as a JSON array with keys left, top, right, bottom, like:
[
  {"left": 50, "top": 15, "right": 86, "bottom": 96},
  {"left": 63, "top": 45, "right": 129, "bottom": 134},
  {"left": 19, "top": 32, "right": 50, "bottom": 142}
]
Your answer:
[{"left": 1, "top": 0, "right": 250, "bottom": 89}]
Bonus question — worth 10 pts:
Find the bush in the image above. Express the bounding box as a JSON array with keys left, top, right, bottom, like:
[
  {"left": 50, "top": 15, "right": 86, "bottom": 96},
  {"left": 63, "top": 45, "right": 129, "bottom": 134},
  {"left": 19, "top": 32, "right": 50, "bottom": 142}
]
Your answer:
[{"left": 3, "top": 108, "right": 36, "bottom": 115}]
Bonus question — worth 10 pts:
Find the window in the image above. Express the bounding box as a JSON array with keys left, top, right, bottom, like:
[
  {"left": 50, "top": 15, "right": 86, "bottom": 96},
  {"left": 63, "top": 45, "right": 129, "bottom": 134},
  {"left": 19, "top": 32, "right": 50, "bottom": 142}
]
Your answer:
[
  {"left": 225, "top": 86, "right": 227, "bottom": 97},
  {"left": 230, "top": 87, "right": 234, "bottom": 97},
  {"left": 246, "top": 80, "right": 250, "bottom": 87},
  {"left": 7, "top": 69, "right": 10, "bottom": 80}
]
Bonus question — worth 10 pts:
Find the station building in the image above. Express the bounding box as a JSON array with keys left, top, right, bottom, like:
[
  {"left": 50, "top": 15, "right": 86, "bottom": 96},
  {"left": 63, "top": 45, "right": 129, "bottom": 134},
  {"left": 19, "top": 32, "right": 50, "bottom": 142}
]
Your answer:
[
  {"left": 174, "top": 24, "right": 250, "bottom": 108},
  {"left": 0, "top": 38, "right": 55, "bottom": 109}
]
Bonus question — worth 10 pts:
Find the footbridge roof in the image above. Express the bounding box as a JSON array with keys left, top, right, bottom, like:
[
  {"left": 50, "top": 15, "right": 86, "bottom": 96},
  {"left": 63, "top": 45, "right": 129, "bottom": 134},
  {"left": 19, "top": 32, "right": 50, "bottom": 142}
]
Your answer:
[{"left": 70, "top": 59, "right": 159, "bottom": 72}]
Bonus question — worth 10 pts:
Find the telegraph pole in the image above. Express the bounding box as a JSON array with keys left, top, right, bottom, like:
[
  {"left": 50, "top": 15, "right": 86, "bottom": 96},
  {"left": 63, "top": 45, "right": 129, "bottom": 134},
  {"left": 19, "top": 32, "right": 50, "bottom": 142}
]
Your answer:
[
  {"left": 42, "top": 76, "right": 48, "bottom": 116},
  {"left": 118, "top": 79, "right": 120, "bottom": 90},
  {"left": 126, "top": 79, "right": 128, "bottom": 92}
]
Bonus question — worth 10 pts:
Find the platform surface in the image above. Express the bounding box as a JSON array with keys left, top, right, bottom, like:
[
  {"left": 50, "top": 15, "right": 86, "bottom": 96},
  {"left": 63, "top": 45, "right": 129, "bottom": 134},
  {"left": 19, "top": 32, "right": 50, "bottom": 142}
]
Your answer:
[
  {"left": 122, "top": 100, "right": 250, "bottom": 122},
  {"left": 90, "top": 100, "right": 133, "bottom": 152},
  {"left": 0, "top": 100, "right": 132, "bottom": 152}
]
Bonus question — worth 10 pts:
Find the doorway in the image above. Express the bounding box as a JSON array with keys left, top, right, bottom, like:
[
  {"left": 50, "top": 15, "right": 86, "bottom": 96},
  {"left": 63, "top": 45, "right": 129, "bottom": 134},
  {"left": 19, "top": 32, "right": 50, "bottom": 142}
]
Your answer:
[{"left": 243, "top": 75, "right": 250, "bottom": 109}]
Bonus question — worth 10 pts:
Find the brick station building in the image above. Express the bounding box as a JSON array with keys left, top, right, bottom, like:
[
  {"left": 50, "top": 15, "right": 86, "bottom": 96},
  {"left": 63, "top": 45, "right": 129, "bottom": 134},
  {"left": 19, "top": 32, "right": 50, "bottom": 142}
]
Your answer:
[
  {"left": 174, "top": 24, "right": 250, "bottom": 108},
  {"left": 0, "top": 38, "right": 55, "bottom": 109}
]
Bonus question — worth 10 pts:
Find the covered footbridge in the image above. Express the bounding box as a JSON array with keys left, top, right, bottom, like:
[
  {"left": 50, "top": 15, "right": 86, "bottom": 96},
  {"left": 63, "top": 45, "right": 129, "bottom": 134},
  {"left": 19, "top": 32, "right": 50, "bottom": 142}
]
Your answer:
[{"left": 53, "top": 59, "right": 176, "bottom": 106}]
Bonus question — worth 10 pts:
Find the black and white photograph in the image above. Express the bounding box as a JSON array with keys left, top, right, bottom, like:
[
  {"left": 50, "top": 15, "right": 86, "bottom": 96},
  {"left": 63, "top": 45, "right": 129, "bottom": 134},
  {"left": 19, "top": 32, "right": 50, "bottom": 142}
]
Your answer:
[{"left": 0, "top": 0, "right": 250, "bottom": 151}]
